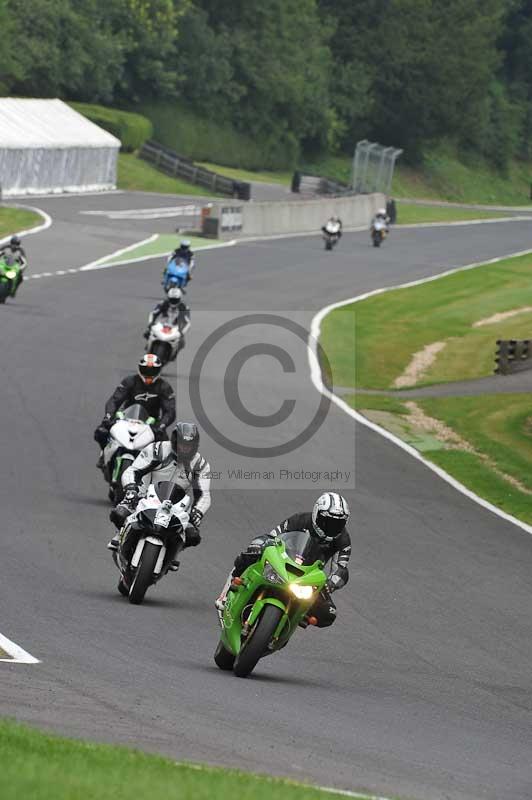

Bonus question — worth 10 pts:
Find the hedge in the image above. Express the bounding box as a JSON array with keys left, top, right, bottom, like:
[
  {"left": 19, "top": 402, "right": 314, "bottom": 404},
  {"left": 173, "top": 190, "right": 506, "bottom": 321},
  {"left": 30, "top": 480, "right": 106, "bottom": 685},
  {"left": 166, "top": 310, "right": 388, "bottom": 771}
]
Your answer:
[{"left": 69, "top": 103, "right": 153, "bottom": 152}]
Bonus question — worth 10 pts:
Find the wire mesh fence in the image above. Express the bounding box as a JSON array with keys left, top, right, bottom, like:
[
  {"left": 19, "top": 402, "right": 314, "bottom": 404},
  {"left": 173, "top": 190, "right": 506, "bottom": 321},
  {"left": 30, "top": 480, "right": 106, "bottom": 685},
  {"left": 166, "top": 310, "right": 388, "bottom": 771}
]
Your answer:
[{"left": 351, "top": 140, "right": 403, "bottom": 194}]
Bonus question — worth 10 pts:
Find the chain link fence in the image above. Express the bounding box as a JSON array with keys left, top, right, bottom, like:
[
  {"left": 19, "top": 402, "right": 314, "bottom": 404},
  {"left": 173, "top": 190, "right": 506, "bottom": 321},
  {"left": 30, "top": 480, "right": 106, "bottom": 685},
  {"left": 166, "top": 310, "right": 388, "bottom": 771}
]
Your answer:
[{"left": 351, "top": 140, "right": 403, "bottom": 194}]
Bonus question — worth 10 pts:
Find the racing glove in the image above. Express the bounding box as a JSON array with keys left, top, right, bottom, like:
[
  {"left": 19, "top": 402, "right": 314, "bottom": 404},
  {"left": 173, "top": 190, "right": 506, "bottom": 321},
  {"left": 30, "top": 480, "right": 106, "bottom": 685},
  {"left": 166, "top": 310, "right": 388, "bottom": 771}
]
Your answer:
[
  {"left": 190, "top": 508, "right": 203, "bottom": 529},
  {"left": 184, "top": 524, "right": 202, "bottom": 547},
  {"left": 123, "top": 484, "right": 139, "bottom": 509},
  {"left": 154, "top": 423, "right": 168, "bottom": 440}
]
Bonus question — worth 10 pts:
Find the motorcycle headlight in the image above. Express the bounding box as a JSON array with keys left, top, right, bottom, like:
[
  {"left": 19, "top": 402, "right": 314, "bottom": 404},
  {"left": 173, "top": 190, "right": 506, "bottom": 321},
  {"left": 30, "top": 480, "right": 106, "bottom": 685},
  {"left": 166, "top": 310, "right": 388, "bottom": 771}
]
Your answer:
[
  {"left": 289, "top": 583, "right": 314, "bottom": 600},
  {"left": 5, "top": 270, "right": 16, "bottom": 279},
  {"left": 262, "top": 562, "right": 284, "bottom": 585}
]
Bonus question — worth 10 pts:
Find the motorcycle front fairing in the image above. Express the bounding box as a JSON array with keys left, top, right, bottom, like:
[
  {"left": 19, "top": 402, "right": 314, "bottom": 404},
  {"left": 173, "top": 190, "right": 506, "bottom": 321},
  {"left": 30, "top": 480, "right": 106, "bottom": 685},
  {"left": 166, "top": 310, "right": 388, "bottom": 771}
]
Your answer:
[{"left": 119, "top": 481, "right": 191, "bottom": 569}]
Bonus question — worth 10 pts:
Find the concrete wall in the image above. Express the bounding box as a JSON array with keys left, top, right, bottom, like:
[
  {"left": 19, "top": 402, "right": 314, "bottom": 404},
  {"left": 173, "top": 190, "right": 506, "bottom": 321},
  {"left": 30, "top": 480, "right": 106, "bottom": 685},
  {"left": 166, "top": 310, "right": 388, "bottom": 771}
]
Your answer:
[{"left": 206, "top": 192, "right": 386, "bottom": 239}]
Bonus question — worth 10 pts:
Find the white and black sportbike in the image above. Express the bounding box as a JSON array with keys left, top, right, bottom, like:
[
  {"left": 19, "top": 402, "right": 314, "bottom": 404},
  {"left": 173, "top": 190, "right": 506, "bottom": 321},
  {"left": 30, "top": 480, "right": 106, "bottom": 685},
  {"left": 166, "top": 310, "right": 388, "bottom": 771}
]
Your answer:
[
  {"left": 103, "top": 405, "right": 156, "bottom": 504},
  {"left": 114, "top": 478, "right": 191, "bottom": 605},
  {"left": 146, "top": 316, "right": 184, "bottom": 366}
]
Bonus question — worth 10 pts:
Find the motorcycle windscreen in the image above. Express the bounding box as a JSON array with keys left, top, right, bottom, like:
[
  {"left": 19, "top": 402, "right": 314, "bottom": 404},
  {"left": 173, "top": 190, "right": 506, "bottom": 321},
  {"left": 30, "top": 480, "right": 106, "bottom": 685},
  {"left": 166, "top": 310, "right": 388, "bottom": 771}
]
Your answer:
[
  {"left": 279, "top": 530, "right": 321, "bottom": 565},
  {"left": 121, "top": 404, "right": 150, "bottom": 422},
  {"left": 152, "top": 480, "right": 186, "bottom": 505}
]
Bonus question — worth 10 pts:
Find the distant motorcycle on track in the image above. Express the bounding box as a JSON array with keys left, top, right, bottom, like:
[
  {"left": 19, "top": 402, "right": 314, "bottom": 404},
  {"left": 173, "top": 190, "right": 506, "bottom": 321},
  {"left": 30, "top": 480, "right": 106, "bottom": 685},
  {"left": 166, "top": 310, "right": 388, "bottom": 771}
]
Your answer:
[
  {"left": 371, "top": 219, "right": 388, "bottom": 248},
  {"left": 0, "top": 254, "right": 21, "bottom": 303}
]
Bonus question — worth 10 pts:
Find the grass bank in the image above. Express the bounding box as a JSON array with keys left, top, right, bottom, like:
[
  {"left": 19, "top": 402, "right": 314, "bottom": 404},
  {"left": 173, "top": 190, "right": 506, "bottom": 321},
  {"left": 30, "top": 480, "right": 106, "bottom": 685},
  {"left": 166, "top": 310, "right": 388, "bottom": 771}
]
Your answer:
[
  {"left": 321, "top": 252, "right": 532, "bottom": 390},
  {"left": 303, "top": 148, "right": 532, "bottom": 206},
  {"left": 395, "top": 203, "right": 514, "bottom": 224},
  {"left": 118, "top": 153, "right": 218, "bottom": 196},
  {"left": 0, "top": 719, "right": 376, "bottom": 800},
  {"left": 349, "top": 392, "right": 532, "bottom": 525},
  {"left": 0, "top": 207, "right": 43, "bottom": 238},
  {"left": 322, "top": 249, "right": 532, "bottom": 524},
  {"left": 197, "top": 161, "right": 291, "bottom": 186}
]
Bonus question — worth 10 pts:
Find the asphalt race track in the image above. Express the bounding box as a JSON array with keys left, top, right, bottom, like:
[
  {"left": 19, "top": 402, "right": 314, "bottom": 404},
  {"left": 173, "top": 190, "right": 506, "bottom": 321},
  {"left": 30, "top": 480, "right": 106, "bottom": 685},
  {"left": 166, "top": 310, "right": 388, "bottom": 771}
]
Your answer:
[{"left": 3, "top": 194, "right": 532, "bottom": 800}]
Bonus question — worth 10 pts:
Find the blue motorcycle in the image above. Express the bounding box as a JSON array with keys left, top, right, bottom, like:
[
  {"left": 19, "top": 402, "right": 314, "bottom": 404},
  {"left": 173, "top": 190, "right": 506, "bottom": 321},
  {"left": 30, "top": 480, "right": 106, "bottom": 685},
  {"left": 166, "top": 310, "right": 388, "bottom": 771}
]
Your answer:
[{"left": 163, "top": 258, "right": 190, "bottom": 292}]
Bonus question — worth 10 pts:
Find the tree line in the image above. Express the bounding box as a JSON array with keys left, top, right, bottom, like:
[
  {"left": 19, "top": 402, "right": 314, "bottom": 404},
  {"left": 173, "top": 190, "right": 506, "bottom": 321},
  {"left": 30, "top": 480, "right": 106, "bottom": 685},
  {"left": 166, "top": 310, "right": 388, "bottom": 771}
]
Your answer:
[{"left": 1, "top": 0, "right": 532, "bottom": 167}]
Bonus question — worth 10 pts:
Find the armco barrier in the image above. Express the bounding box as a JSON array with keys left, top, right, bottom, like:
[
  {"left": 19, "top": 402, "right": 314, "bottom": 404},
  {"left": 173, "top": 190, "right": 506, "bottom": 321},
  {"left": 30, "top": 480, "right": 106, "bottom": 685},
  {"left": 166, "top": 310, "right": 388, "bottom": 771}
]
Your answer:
[
  {"left": 494, "top": 339, "right": 532, "bottom": 374},
  {"left": 139, "top": 140, "right": 251, "bottom": 200},
  {"left": 202, "top": 193, "right": 386, "bottom": 239}
]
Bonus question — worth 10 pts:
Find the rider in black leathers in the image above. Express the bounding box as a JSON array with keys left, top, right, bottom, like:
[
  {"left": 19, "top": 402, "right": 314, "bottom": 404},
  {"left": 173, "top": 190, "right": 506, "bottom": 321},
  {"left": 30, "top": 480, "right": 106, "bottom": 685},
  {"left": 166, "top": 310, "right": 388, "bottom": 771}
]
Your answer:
[
  {"left": 216, "top": 492, "right": 351, "bottom": 628},
  {"left": 93, "top": 355, "right": 176, "bottom": 457}
]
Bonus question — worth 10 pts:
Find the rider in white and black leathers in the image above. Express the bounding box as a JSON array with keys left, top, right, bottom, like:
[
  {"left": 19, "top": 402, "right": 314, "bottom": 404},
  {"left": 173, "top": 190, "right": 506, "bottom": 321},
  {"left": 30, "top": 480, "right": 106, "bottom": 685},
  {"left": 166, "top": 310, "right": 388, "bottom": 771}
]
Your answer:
[
  {"left": 108, "top": 422, "right": 211, "bottom": 551},
  {"left": 216, "top": 492, "right": 351, "bottom": 627}
]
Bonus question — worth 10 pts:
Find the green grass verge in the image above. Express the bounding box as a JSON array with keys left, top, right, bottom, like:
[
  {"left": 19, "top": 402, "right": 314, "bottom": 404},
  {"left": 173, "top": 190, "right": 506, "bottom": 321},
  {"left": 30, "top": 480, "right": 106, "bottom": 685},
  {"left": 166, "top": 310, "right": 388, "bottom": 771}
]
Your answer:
[
  {"left": 117, "top": 153, "right": 218, "bottom": 196},
  {"left": 197, "top": 161, "right": 291, "bottom": 186},
  {"left": 0, "top": 719, "right": 375, "bottom": 800},
  {"left": 395, "top": 202, "right": 513, "bottom": 225},
  {"left": 418, "top": 394, "right": 532, "bottom": 523},
  {"left": 349, "top": 393, "right": 532, "bottom": 523},
  {"left": 102, "top": 234, "right": 228, "bottom": 266},
  {"left": 320, "top": 252, "right": 532, "bottom": 390},
  {"left": 0, "top": 207, "right": 42, "bottom": 238}
]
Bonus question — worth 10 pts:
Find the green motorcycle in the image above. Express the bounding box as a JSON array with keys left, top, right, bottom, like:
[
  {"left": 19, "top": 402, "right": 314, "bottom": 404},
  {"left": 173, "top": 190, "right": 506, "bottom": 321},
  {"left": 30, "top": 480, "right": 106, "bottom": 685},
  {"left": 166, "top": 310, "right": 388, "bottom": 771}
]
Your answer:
[
  {"left": 214, "top": 530, "right": 328, "bottom": 678},
  {"left": 0, "top": 254, "right": 21, "bottom": 303}
]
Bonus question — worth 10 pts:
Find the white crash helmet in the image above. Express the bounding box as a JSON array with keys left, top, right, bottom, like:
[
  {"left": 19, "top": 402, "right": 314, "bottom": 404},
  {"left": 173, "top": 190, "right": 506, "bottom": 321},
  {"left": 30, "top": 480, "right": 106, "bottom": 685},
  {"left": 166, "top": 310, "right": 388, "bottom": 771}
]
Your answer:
[
  {"left": 377, "top": 208, "right": 387, "bottom": 217},
  {"left": 311, "top": 492, "right": 350, "bottom": 542},
  {"left": 167, "top": 287, "right": 183, "bottom": 303}
]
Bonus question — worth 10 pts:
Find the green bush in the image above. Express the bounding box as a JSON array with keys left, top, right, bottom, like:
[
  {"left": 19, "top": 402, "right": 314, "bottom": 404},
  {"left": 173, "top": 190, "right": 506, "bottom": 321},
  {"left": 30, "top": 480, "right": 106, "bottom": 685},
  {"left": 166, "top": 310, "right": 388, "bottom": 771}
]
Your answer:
[
  {"left": 141, "top": 101, "right": 298, "bottom": 170},
  {"left": 69, "top": 103, "right": 153, "bottom": 152}
]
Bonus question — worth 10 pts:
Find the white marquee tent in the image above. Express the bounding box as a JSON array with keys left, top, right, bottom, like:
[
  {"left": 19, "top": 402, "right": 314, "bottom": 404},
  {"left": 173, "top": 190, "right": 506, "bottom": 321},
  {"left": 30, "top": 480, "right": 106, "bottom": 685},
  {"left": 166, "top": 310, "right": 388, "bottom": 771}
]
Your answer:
[{"left": 0, "top": 98, "right": 121, "bottom": 196}]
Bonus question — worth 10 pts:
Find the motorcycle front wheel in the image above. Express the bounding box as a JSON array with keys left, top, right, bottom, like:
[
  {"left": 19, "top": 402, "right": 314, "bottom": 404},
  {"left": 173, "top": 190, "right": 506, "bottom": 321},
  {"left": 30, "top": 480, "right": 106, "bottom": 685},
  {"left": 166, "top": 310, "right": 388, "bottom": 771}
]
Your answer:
[
  {"left": 233, "top": 605, "right": 284, "bottom": 678},
  {"left": 214, "top": 639, "right": 235, "bottom": 671},
  {"left": 128, "top": 541, "right": 160, "bottom": 605},
  {"left": 150, "top": 340, "right": 170, "bottom": 365}
]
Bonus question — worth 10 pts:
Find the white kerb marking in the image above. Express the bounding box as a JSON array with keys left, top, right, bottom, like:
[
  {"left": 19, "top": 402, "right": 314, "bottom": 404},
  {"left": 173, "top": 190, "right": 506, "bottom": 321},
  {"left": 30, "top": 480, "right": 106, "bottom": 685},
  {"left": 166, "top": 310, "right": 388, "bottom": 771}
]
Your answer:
[{"left": 0, "top": 632, "right": 39, "bottom": 664}]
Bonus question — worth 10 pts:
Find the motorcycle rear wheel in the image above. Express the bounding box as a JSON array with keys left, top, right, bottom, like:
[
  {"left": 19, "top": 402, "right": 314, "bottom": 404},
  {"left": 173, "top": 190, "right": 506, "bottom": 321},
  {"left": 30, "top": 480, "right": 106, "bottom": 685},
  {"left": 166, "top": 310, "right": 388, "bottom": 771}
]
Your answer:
[
  {"left": 233, "top": 605, "right": 284, "bottom": 678},
  {"left": 128, "top": 541, "right": 160, "bottom": 605}
]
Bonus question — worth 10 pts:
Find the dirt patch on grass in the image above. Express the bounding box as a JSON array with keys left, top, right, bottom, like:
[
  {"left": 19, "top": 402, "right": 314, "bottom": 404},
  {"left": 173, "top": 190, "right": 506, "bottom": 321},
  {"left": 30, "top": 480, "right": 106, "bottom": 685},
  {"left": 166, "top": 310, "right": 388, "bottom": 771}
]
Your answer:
[
  {"left": 404, "top": 401, "right": 474, "bottom": 450},
  {"left": 405, "top": 401, "right": 532, "bottom": 495},
  {"left": 473, "top": 307, "right": 532, "bottom": 327},
  {"left": 393, "top": 341, "right": 447, "bottom": 388}
]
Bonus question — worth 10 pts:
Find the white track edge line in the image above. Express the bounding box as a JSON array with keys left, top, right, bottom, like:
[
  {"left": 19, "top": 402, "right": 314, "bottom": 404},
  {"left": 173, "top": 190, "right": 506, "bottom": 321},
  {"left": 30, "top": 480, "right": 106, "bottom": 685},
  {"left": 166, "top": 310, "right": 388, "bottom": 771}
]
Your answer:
[
  {"left": 79, "top": 234, "right": 158, "bottom": 271},
  {"left": 0, "top": 632, "right": 39, "bottom": 664},
  {"left": 184, "top": 762, "right": 391, "bottom": 799},
  {"left": 308, "top": 247, "right": 532, "bottom": 539}
]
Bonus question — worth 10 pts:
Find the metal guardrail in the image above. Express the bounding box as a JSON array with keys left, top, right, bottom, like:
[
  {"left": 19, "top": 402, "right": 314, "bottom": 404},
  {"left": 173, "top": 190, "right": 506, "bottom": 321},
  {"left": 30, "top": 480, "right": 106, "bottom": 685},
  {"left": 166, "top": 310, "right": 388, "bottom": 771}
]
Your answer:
[
  {"left": 352, "top": 140, "right": 403, "bottom": 194},
  {"left": 139, "top": 140, "right": 251, "bottom": 200},
  {"left": 291, "top": 171, "right": 352, "bottom": 196},
  {"left": 494, "top": 339, "right": 532, "bottom": 374}
]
